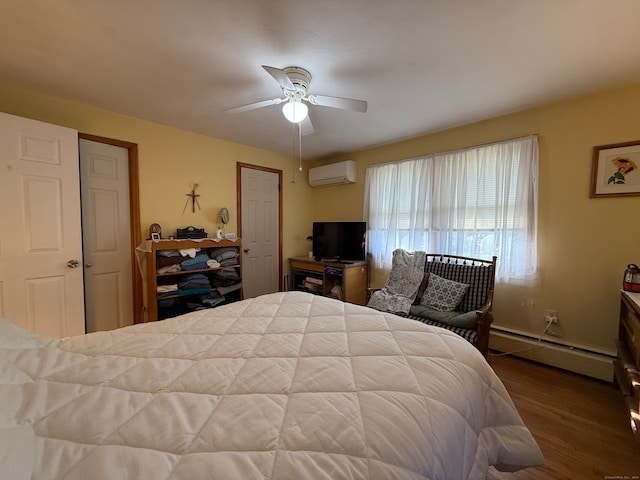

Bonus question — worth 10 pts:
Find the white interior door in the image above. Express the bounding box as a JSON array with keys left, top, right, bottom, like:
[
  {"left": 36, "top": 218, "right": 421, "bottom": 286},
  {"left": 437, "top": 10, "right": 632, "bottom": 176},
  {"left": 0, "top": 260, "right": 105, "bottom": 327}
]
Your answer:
[
  {"left": 79, "top": 139, "right": 133, "bottom": 332},
  {"left": 0, "top": 112, "right": 85, "bottom": 337},
  {"left": 240, "top": 166, "right": 281, "bottom": 298}
]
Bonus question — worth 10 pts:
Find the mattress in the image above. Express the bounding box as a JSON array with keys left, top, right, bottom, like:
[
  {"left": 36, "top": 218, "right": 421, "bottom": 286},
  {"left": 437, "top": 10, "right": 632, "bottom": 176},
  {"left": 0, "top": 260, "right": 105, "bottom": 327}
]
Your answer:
[{"left": 0, "top": 291, "right": 542, "bottom": 479}]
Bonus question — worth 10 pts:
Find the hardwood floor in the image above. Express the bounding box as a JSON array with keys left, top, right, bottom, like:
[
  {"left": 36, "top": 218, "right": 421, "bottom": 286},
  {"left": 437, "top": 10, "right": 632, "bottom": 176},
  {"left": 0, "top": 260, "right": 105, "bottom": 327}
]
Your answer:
[{"left": 486, "top": 353, "right": 640, "bottom": 480}]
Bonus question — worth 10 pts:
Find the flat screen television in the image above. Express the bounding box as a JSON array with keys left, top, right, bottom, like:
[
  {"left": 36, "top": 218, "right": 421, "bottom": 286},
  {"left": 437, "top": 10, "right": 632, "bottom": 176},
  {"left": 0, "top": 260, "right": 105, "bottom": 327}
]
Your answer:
[{"left": 312, "top": 221, "right": 366, "bottom": 262}]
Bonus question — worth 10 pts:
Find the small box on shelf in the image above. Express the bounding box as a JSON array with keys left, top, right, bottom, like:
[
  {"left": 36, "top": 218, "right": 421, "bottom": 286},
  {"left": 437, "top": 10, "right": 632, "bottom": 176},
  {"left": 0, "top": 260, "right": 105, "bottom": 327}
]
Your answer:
[{"left": 303, "top": 281, "right": 323, "bottom": 292}]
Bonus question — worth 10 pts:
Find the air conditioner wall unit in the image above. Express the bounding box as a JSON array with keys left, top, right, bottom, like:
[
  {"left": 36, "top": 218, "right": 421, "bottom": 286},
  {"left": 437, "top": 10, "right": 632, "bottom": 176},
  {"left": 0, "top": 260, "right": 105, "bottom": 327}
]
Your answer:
[{"left": 309, "top": 160, "right": 357, "bottom": 187}]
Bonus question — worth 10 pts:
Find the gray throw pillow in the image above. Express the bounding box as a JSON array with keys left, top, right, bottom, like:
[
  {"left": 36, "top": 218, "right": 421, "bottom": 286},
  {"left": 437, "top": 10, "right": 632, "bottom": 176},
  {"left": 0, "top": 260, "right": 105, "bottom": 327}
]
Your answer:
[{"left": 420, "top": 273, "right": 469, "bottom": 312}]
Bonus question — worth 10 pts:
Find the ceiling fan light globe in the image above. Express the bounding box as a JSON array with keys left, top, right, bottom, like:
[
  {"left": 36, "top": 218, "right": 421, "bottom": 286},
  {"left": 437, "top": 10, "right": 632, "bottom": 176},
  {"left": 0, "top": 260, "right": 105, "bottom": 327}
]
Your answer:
[{"left": 282, "top": 101, "right": 308, "bottom": 123}]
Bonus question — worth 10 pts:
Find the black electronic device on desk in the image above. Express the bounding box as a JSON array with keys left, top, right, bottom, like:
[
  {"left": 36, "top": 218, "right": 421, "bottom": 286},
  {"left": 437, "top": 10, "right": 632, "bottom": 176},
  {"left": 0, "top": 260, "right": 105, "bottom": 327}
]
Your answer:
[
  {"left": 176, "top": 226, "right": 208, "bottom": 239},
  {"left": 312, "top": 221, "right": 366, "bottom": 262}
]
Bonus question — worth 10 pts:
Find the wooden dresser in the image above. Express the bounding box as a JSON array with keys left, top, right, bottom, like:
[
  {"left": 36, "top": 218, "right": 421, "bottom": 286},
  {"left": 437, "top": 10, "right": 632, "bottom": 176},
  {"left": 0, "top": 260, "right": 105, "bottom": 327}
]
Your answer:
[{"left": 614, "top": 290, "right": 640, "bottom": 439}]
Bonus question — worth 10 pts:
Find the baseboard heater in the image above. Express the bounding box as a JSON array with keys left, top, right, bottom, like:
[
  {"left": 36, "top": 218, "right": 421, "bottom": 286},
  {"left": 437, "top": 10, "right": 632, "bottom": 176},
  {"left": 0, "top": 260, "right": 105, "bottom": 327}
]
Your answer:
[{"left": 489, "top": 326, "right": 616, "bottom": 382}]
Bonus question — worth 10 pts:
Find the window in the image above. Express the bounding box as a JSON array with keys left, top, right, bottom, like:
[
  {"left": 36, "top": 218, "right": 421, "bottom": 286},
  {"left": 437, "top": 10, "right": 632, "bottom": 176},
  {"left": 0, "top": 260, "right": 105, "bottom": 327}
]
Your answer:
[{"left": 363, "top": 135, "right": 538, "bottom": 285}]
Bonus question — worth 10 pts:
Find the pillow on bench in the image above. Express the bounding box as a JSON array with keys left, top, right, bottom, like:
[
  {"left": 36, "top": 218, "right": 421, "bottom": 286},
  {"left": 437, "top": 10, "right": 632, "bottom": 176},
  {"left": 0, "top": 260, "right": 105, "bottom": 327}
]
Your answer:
[
  {"left": 408, "top": 304, "right": 483, "bottom": 329},
  {"left": 408, "top": 260, "right": 495, "bottom": 330},
  {"left": 420, "top": 273, "right": 468, "bottom": 311},
  {"left": 425, "top": 260, "right": 494, "bottom": 312}
]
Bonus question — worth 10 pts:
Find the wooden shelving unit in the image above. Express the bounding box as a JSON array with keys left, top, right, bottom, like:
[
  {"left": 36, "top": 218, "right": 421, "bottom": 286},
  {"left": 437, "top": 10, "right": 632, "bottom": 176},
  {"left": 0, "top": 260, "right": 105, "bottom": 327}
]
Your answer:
[{"left": 145, "top": 238, "right": 242, "bottom": 321}]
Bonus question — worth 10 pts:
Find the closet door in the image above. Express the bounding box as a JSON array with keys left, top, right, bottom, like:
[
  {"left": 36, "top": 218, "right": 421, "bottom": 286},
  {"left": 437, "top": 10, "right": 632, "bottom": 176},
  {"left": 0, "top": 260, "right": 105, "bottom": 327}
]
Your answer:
[
  {"left": 79, "top": 139, "right": 132, "bottom": 333},
  {"left": 0, "top": 112, "right": 85, "bottom": 337},
  {"left": 240, "top": 165, "right": 281, "bottom": 298}
]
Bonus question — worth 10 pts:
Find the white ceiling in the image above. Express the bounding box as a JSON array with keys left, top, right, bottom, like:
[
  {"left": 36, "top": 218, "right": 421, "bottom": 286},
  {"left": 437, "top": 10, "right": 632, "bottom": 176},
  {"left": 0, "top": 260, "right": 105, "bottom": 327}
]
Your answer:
[{"left": 2, "top": 0, "right": 640, "bottom": 160}]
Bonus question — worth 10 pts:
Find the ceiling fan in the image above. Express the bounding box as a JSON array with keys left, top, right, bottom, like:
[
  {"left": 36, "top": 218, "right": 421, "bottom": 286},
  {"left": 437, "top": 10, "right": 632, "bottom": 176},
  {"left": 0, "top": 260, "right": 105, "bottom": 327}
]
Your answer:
[{"left": 225, "top": 65, "right": 368, "bottom": 135}]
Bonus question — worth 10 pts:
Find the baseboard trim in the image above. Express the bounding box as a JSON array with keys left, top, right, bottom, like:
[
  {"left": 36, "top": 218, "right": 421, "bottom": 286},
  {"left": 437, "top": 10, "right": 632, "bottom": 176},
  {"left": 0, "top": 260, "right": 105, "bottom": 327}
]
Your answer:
[{"left": 489, "top": 327, "right": 615, "bottom": 382}]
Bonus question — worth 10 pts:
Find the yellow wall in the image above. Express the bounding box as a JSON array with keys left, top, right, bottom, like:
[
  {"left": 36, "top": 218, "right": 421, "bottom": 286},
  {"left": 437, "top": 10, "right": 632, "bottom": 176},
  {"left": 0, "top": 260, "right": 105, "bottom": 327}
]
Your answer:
[
  {"left": 0, "top": 77, "right": 315, "bottom": 287},
  {"left": 316, "top": 82, "right": 640, "bottom": 356}
]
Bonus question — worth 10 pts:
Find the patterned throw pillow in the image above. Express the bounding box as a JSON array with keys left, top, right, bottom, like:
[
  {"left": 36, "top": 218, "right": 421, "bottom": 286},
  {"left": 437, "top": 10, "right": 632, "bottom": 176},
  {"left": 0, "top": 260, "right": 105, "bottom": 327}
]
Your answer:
[{"left": 420, "top": 273, "right": 469, "bottom": 312}]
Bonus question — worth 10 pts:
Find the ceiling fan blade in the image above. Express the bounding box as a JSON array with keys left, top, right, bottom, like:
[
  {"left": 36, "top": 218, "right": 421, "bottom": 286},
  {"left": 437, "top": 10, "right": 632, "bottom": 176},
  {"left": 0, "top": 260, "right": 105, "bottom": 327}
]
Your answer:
[
  {"left": 300, "top": 115, "right": 314, "bottom": 136},
  {"left": 225, "top": 97, "right": 283, "bottom": 115},
  {"left": 262, "top": 65, "right": 295, "bottom": 91},
  {"left": 309, "top": 94, "right": 368, "bottom": 113}
]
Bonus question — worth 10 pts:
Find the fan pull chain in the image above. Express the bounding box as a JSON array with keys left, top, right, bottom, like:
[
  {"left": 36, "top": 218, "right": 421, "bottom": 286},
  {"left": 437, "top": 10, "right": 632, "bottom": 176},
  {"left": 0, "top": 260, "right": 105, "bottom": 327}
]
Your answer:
[
  {"left": 290, "top": 123, "right": 304, "bottom": 183},
  {"left": 290, "top": 122, "right": 298, "bottom": 183},
  {"left": 298, "top": 122, "right": 303, "bottom": 172}
]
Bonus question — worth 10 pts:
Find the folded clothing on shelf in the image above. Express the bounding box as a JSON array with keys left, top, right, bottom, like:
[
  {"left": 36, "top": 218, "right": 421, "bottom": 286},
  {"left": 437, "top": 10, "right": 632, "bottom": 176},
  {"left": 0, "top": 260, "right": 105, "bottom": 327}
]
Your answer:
[
  {"left": 181, "top": 253, "right": 211, "bottom": 268},
  {"left": 156, "top": 284, "right": 178, "bottom": 293},
  {"left": 157, "top": 264, "right": 181, "bottom": 275},
  {"left": 177, "top": 274, "right": 211, "bottom": 295},
  {"left": 157, "top": 254, "right": 183, "bottom": 269},
  {"left": 213, "top": 248, "right": 239, "bottom": 266},
  {"left": 157, "top": 249, "right": 182, "bottom": 258},
  {"left": 181, "top": 262, "right": 208, "bottom": 271},
  {"left": 217, "top": 282, "right": 242, "bottom": 296},
  {"left": 211, "top": 268, "right": 240, "bottom": 287},
  {"left": 199, "top": 291, "right": 226, "bottom": 307},
  {"left": 178, "top": 273, "right": 210, "bottom": 290},
  {"left": 178, "top": 287, "right": 212, "bottom": 295}
]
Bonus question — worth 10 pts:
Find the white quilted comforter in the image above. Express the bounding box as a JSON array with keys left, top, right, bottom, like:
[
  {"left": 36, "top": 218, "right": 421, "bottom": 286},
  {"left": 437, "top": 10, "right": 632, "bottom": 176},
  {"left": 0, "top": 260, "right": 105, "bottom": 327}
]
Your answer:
[{"left": 0, "top": 292, "right": 542, "bottom": 479}]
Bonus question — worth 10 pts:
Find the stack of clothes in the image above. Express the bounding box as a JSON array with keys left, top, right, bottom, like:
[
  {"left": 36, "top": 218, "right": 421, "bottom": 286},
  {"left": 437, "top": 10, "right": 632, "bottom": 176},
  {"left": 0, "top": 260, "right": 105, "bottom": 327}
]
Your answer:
[
  {"left": 211, "top": 268, "right": 242, "bottom": 296},
  {"left": 180, "top": 253, "right": 210, "bottom": 271},
  {"left": 213, "top": 248, "right": 239, "bottom": 267},
  {"left": 156, "top": 281, "right": 178, "bottom": 309},
  {"left": 177, "top": 273, "right": 212, "bottom": 295},
  {"left": 155, "top": 248, "right": 221, "bottom": 274},
  {"left": 156, "top": 250, "right": 183, "bottom": 274},
  {"left": 198, "top": 290, "right": 226, "bottom": 308}
]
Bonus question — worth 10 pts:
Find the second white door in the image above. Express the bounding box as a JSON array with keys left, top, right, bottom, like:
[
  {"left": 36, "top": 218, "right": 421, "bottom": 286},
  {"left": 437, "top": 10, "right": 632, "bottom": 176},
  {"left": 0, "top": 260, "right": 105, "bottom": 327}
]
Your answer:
[
  {"left": 240, "top": 166, "right": 281, "bottom": 298},
  {"left": 79, "top": 139, "right": 133, "bottom": 332}
]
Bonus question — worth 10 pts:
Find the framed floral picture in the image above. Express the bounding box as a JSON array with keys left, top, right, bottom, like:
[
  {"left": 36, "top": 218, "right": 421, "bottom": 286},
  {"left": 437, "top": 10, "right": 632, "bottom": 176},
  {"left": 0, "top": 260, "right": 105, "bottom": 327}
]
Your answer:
[{"left": 590, "top": 140, "right": 640, "bottom": 197}]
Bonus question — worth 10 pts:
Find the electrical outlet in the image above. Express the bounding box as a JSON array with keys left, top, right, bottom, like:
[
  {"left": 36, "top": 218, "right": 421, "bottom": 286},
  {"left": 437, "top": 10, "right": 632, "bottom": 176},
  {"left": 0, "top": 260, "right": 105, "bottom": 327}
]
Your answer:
[{"left": 544, "top": 309, "right": 558, "bottom": 324}]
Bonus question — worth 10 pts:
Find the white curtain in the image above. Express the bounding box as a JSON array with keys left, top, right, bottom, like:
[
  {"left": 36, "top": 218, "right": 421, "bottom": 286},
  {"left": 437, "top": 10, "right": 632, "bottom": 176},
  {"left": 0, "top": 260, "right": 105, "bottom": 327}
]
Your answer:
[{"left": 363, "top": 135, "right": 538, "bottom": 285}]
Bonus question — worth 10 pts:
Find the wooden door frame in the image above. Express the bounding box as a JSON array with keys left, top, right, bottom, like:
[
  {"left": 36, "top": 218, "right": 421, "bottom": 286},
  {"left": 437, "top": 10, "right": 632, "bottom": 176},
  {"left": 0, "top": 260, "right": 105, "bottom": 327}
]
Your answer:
[
  {"left": 78, "top": 133, "right": 143, "bottom": 324},
  {"left": 236, "top": 162, "right": 284, "bottom": 291}
]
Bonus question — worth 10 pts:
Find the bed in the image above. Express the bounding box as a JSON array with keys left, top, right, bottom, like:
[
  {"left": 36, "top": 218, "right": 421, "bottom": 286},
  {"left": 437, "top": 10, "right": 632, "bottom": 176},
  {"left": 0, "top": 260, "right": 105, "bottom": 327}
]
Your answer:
[{"left": 1, "top": 291, "right": 542, "bottom": 479}]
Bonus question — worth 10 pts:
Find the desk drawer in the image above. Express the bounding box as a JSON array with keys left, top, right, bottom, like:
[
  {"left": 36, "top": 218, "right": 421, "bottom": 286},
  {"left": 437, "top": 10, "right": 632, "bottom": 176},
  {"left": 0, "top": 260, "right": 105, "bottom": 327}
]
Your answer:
[{"left": 290, "top": 260, "right": 324, "bottom": 273}]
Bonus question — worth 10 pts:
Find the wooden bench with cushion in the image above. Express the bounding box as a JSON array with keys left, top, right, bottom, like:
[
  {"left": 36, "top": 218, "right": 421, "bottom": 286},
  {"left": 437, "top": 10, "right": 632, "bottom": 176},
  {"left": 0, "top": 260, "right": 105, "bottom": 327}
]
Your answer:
[{"left": 368, "top": 253, "right": 496, "bottom": 358}]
